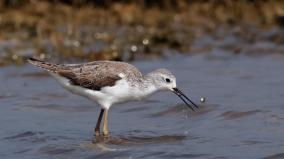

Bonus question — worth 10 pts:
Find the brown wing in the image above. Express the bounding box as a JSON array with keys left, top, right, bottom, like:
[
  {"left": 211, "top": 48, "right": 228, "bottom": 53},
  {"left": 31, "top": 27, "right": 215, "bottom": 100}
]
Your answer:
[
  {"left": 28, "top": 58, "right": 141, "bottom": 91},
  {"left": 57, "top": 63, "right": 122, "bottom": 91}
]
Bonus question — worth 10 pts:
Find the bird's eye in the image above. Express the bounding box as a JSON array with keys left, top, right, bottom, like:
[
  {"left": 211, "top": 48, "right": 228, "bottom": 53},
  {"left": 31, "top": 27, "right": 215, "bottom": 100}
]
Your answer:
[{"left": 165, "top": 78, "right": 171, "bottom": 83}]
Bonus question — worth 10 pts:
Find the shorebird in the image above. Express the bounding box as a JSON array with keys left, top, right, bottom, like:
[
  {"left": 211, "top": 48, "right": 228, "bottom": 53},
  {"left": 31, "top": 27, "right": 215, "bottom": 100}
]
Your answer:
[{"left": 28, "top": 58, "right": 198, "bottom": 138}]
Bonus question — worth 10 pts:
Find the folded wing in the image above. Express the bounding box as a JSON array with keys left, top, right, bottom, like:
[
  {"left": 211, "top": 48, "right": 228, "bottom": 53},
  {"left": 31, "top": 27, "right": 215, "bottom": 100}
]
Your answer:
[{"left": 28, "top": 58, "right": 122, "bottom": 91}]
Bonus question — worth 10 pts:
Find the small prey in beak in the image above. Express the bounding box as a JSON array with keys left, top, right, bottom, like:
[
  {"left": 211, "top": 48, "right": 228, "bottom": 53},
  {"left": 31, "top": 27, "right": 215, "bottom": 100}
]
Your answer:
[{"left": 173, "top": 88, "right": 199, "bottom": 111}]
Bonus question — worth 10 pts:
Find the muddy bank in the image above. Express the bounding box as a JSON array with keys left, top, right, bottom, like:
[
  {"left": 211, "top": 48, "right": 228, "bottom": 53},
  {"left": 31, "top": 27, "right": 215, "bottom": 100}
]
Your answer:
[{"left": 0, "top": 1, "right": 284, "bottom": 66}]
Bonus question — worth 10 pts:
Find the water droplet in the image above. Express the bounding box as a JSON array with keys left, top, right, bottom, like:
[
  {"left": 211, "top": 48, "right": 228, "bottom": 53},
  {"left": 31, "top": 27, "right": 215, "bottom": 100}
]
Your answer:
[
  {"left": 200, "top": 97, "right": 206, "bottom": 103},
  {"left": 142, "top": 39, "right": 149, "bottom": 45},
  {"left": 131, "top": 45, "right": 138, "bottom": 52}
]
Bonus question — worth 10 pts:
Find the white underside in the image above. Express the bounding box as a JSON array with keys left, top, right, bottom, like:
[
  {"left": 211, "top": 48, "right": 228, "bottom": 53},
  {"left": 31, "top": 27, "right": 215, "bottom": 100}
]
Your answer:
[{"left": 50, "top": 73, "right": 156, "bottom": 110}]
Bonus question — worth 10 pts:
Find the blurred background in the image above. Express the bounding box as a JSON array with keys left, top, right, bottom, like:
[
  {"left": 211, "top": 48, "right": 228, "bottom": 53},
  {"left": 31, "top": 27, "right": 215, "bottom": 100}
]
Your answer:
[
  {"left": 0, "top": 0, "right": 284, "bottom": 64},
  {"left": 0, "top": 1, "right": 284, "bottom": 159}
]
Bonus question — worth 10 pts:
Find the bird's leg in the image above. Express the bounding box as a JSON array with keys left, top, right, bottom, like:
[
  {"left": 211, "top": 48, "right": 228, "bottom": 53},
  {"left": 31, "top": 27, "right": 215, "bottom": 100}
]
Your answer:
[
  {"left": 94, "top": 109, "right": 105, "bottom": 137},
  {"left": 103, "top": 109, "right": 110, "bottom": 138}
]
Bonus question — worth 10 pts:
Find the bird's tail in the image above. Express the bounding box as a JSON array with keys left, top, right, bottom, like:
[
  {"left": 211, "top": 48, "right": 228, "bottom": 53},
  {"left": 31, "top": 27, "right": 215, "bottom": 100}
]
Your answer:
[{"left": 27, "top": 58, "right": 59, "bottom": 73}]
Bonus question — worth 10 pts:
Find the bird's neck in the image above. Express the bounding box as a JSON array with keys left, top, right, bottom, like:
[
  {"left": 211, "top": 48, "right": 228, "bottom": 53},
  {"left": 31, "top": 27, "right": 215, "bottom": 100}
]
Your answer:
[{"left": 135, "top": 75, "right": 159, "bottom": 98}]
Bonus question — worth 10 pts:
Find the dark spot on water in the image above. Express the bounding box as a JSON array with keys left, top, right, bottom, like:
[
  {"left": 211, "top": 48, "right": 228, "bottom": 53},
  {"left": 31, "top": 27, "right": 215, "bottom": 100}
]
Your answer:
[
  {"left": 219, "top": 110, "right": 264, "bottom": 120},
  {"left": 0, "top": 93, "right": 16, "bottom": 99},
  {"left": 93, "top": 135, "right": 187, "bottom": 146},
  {"left": 241, "top": 140, "right": 270, "bottom": 145},
  {"left": 4, "top": 131, "right": 47, "bottom": 143},
  {"left": 262, "top": 153, "right": 284, "bottom": 159},
  {"left": 38, "top": 145, "right": 75, "bottom": 155},
  {"left": 4, "top": 131, "right": 44, "bottom": 140},
  {"left": 14, "top": 148, "right": 32, "bottom": 154},
  {"left": 4, "top": 131, "right": 73, "bottom": 144}
]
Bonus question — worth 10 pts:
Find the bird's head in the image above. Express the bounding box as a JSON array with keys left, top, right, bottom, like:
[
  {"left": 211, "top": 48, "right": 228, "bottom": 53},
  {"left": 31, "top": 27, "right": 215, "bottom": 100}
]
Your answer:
[
  {"left": 149, "top": 68, "right": 177, "bottom": 91},
  {"left": 147, "top": 68, "right": 199, "bottom": 111}
]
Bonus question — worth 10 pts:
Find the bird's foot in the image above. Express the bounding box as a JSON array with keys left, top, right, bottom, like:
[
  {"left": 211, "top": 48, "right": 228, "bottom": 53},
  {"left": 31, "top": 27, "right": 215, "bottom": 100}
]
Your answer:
[
  {"left": 94, "top": 130, "right": 100, "bottom": 137},
  {"left": 103, "top": 132, "right": 110, "bottom": 139},
  {"left": 92, "top": 133, "right": 110, "bottom": 143}
]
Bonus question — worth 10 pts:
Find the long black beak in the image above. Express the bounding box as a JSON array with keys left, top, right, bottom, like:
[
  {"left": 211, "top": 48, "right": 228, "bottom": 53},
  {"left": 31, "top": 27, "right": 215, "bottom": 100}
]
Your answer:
[{"left": 172, "top": 88, "right": 199, "bottom": 111}]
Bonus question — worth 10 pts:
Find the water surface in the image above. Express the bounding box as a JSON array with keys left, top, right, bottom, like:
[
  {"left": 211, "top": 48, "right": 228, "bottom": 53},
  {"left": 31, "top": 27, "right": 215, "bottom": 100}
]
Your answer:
[{"left": 0, "top": 54, "right": 284, "bottom": 159}]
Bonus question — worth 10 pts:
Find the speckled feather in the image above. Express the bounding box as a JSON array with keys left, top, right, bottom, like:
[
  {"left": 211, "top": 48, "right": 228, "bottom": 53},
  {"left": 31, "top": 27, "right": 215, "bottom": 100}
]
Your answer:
[{"left": 28, "top": 58, "right": 143, "bottom": 91}]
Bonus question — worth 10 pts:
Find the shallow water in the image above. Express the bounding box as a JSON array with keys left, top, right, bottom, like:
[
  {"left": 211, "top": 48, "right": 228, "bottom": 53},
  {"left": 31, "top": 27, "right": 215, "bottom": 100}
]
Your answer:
[{"left": 0, "top": 54, "right": 284, "bottom": 159}]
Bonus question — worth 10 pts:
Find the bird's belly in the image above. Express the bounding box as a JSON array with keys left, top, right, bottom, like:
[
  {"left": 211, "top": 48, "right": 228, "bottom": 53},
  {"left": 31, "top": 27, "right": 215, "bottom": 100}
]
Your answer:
[
  {"left": 51, "top": 73, "right": 135, "bottom": 109},
  {"left": 100, "top": 79, "right": 135, "bottom": 104}
]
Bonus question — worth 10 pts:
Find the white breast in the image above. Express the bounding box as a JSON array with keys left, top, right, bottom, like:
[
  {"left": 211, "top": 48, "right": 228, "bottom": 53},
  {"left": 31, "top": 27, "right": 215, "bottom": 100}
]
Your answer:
[
  {"left": 50, "top": 73, "right": 135, "bottom": 110},
  {"left": 98, "top": 79, "right": 134, "bottom": 104}
]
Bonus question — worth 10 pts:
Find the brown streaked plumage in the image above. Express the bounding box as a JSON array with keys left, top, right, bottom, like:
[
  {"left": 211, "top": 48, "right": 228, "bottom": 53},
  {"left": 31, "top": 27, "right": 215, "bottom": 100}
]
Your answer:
[{"left": 28, "top": 58, "right": 142, "bottom": 91}]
